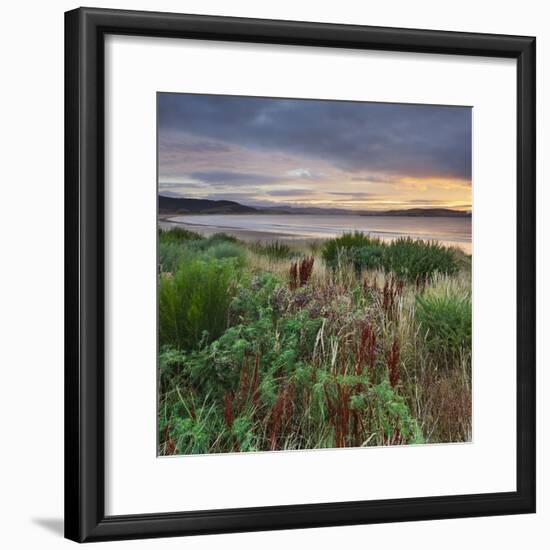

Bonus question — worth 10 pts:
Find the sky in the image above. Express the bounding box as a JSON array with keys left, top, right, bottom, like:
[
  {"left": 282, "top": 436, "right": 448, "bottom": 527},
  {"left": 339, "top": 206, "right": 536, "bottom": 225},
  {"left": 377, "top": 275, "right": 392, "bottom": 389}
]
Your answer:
[{"left": 158, "top": 93, "right": 472, "bottom": 211}]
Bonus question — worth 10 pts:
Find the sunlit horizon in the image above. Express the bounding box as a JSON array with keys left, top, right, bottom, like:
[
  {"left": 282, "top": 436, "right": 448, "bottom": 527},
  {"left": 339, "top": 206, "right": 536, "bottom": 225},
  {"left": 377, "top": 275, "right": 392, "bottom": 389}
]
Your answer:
[{"left": 158, "top": 93, "right": 472, "bottom": 212}]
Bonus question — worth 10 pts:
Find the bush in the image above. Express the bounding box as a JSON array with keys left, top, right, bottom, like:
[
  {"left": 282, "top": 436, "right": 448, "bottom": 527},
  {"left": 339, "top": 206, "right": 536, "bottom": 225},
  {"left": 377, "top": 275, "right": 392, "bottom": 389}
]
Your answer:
[
  {"left": 322, "top": 232, "right": 384, "bottom": 272},
  {"left": 159, "top": 227, "right": 203, "bottom": 244},
  {"left": 209, "top": 232, "right": 239, "bottom": 243},
  {"left": 383, "top": 238, "right": 459, "bottom": 281},
  {"left": 352, "top": 245, "right": 385, "bottom": 272},
  {"left": 159, "top": 257, "right": 237, "bottom": 350},
  {"left": 158, "top": 241, "right": 186, "bottom": 273},
  {"left": 416, "top": 288, "right": 471, "bottom": 356},
  {"left": 322, "top": 232, "right": 459, "bottom": 280},
  {"left": 205, "top": 241, "right": 247, "bottom": 266},
  {"left": 251, "top": 241, "right": 293, "bottom": 259},
  {"left": 229, "top": 272, "right": 281, "bottom": 323},
  {"left": 183, "top": 233, "right": 242, "bottom": 254},
  {"left": 159, "top": 231, "right": 247, "bottom": 272}
]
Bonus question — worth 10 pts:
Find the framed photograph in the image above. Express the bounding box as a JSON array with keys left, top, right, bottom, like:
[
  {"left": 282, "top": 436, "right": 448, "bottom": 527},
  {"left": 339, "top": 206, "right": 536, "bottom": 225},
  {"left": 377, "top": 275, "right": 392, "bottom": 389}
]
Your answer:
[{"left": 65, "top": 7, "right": 536, "bottom": 542}]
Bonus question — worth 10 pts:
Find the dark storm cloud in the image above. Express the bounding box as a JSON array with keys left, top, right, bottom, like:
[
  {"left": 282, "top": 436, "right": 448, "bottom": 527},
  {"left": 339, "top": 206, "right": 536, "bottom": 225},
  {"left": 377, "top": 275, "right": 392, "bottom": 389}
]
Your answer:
[
  {"left": 265, "top": 189, "right": 316, "bottom": 196},
  {"left": 328, "top": 192, "right": 377, "bottom": 197},
  {"left": 160, "top": 137, "right": 231, "bottom": 155},
  {"left": 159, "top": 181, "right": 202, "bottom": 189},
  {"left": 189, "top": 170, "right": 280, "bottom": 185},
  {"left": 159, "top": 94, "right": 472, "bottom": 181}
]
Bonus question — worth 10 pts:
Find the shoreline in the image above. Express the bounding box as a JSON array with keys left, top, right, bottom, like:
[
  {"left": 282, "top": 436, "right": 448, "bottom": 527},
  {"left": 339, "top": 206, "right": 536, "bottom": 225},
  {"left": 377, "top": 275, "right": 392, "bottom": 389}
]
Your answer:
[
  {"left": 158, "top": 219, "right": 316, "bottom": 243},
  {"left": 159, "top": 217, "right": 472, "bottom": 254}
]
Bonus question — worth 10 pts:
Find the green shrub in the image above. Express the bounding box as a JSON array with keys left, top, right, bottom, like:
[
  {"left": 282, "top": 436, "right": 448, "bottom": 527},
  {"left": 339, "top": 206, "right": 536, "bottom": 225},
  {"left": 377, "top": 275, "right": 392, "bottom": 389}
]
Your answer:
[
  {"left": 229, "top": 272, "right": 281, "bottom": 323},
  {"left": 159, "top": 257, "right": 237, "bottom": 350},
  {"left": 208, "top": 232, "right": 239, "bottom": 243},
  {"left": 322, "top": 232, "right": 459, "bottom": 280},
  {"left": 352, "top": 245, "right": 385, "bottom": 272},
  {"left": 321, "top": 232, "right": 383, "bottom": 271},
  {"left": 383, "top": 238, "right": 459, "bottom": 281},
  {"left": 159, "top": 231, "right": 248, "bottom": 272},
  {"left": 183, "top": 233, "right": 242, "bottom": 254},
  {"left": 158, "top": 241, "right": 186, "bottom": 273},
  {"left": 159, "top": 227, "right": 203, "bottom": 244},
  {"left": 251, "top": 241, "right": 293, "bottom": 259},
  {"left": 416, "top": 288, "right": 471, "bottom": 356},
  {"left": 205, "top": 241, "right": 247, "bottom": 267}
]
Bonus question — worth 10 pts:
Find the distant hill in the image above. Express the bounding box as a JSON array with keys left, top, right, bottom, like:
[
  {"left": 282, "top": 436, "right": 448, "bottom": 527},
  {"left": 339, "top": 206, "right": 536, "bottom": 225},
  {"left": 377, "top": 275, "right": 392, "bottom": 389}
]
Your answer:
[
  {"left": 264, "top": 205, "right": 470, "bottom": 217},
  {"left": 159, "top": 195, "right": 258, "bottom": 214},
  {"left": 361, "top": 208, "right": 471, "bottom": 218},
  {"left": 159, "top": 195, "right": 470, "bottom": 217}
]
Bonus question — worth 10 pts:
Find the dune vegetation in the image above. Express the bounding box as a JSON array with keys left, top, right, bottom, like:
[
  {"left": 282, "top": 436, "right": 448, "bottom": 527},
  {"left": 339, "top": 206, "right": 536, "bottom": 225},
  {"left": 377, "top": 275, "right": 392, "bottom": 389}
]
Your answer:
[{"left": 158, "top": 228, "right": 471, "bottom": 455}]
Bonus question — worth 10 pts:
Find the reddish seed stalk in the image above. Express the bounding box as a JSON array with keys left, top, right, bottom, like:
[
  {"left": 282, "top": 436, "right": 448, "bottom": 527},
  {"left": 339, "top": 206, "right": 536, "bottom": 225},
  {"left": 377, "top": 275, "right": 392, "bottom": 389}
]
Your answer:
[
  {"left": 325, "top": 382, "right": 351, "bottom": 448},
  {"left": 388, "top": 337, "right": 400, "bottom": 388},
  {"left": 299, "top": 256, "right": 314, "bottom": 286},
  {"left": 289, "top": 256, "right": 315, "bottom": 289},
  {"left": 162, "top": 424, "right": 177, "bottom": 455},
  {"left": 224, "top": 391, "right": 234, "bottom": 429},
  {"left": 237, "top": 358, "right": 250, "bottom": 409},
  {"left": 269, "top": 382, "right": 295, "bottom": 450},
  {"left": 355, "top": 323, "right": 376, "bottom": 384},
  {"left": 384, "top": 421, "right": 403, "bottom": 446}
]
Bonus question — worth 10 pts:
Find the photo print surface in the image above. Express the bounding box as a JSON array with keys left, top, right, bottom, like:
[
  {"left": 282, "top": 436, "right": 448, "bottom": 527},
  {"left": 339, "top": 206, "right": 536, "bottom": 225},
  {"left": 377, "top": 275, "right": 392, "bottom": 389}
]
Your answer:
[{"left": 157, "top": 93, "right": 472, "bottom": 456}]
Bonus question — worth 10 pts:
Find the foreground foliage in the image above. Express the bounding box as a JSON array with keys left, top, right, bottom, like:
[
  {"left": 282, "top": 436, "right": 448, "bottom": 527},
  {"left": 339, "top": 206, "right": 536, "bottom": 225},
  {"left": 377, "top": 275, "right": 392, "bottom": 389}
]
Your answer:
[
  {"left": 158, "top": 228, "right": 471, "bottom": 454},
  {"left": 321, "top": 231, "right": 459, "bottom": 281}
]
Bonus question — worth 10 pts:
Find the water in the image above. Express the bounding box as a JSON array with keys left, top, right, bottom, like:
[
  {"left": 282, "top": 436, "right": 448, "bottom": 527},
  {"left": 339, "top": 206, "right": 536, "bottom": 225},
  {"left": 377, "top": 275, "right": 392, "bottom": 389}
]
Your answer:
[{"left": 168, "top": 213, "right": 472, "bottom": 254}]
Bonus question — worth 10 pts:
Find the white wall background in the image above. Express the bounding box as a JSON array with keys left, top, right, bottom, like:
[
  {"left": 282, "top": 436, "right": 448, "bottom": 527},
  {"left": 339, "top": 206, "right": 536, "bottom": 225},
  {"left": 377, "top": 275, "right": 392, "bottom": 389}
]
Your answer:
[{"left": 0, "top": 1, "right": 546, "bottom": 548}]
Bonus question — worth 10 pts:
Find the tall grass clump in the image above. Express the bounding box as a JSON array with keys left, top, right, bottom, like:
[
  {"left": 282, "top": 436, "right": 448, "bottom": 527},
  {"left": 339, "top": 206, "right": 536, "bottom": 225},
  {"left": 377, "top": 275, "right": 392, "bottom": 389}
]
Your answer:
[
  {"left": 204, "top": 241, "right": 247, "bottom": 266},
  {"left": 159, "top": 257, "right": 237, "bottom": 350},
  {"left": 322, "top": 232, "right": 459, "bottom": 281},
  {"left": 250, "top": 240, "right": 293, "bottom": 259},
  {"left": 207, "top": 232, "right": 239, "bottom": 243},
  {"left": 383, "top": 238, "right": 459, "bottom": 281},
  {"left": 159, "top": 226, "right": 203, "bottom": 244},
  {"left": 184, "top": 233, "right": 243, "bottom": 253},
  {"left": 321, "top": 232, "right": 384, "bottom": 273},
  {"left": 159, "top": 241, "right": 186, "bottom": 273},
  {"left": 416, "top": 287, "right": 471, "bottom": 357}
]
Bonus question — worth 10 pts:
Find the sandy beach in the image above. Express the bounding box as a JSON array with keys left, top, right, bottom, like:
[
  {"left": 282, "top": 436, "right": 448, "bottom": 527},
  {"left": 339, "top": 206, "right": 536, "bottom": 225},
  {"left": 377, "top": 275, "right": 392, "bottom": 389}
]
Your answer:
[{"left": 159, "top": 218, "right": 317, "bottom": 243}]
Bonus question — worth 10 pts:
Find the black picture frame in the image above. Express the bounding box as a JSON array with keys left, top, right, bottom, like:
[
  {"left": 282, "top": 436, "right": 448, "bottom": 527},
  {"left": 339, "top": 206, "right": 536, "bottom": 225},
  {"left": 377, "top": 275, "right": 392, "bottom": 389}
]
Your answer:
[{"left": 65, "top": 7, "right": 536, "bottom": 543}]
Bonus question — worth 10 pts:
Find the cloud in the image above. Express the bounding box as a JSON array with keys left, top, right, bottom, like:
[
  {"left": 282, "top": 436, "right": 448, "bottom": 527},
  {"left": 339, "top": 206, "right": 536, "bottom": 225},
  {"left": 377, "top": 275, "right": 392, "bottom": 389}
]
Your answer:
[
  {"left": 159, "top": 181, "right": 202, "bottom": 189},
  {"left": 328, "top": 191, "right": 377, "bottom": 197},
  {"left": 285, "top": 168, "right": 325, "bottom": 179},
  {"left": 265, "top": 189, "right": 315, "bottom": 196},
  {"left": 189, "top": 170, "right": 280, "bottom": 185},
  {"left": 159, "top": 134, "right": 231, "bottom": 156},
  {"left": 159, "top": 94, "right": 472, "bottom": 181},
  {"left": 405, "top": 198, "right": 467, "bottom": 205}
]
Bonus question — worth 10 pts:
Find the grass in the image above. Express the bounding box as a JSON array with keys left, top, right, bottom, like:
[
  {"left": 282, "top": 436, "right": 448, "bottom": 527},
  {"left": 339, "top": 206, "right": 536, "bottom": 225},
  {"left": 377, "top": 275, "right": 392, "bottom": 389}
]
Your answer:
[
  {"left": 249, "top": 240, "right": 293, "bottom": 259},
  {"left": 159, "top": 255, "right": 238, "bottom": 350},
  {"left": 321, "top": 231, "right": 460, "bottom": 281},
  {"left": 158, "top": 226, "right": 204, "bottom": 243},
  {"left": 158, "top": 228, "right": 471, "bottom": 454},
  {"left": 416, "top": 284, "right": 472, "bottom": 358}
]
